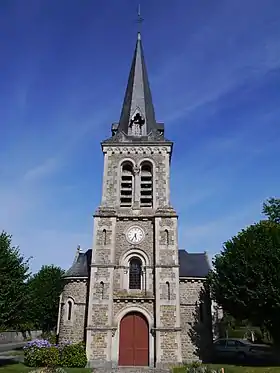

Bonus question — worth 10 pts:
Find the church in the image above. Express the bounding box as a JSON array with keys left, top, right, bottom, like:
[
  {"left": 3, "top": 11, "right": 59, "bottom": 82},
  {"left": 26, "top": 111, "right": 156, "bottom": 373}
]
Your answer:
[{"left": 57, "top": 31, "right": 216, "bottom": 368}]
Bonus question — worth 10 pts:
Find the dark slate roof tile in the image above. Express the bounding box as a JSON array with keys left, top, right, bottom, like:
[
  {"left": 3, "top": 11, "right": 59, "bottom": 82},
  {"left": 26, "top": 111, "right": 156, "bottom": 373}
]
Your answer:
[
  {"left": 64, "top": 250, "right": 91, "bottom": 278},
  {"left": 64, "top": 249, "right": 210, "bottom": 279},
  {"left": 179, "top": 250, "right": 211, "bottom": 278}
]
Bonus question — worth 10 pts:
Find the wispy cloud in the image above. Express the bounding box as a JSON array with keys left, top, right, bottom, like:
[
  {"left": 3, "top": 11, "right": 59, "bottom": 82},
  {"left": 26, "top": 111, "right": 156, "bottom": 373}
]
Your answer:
[
  {"left": 152, "top": 2, "right": 280, "bottom": 124},
  {"left": 1, "top": 0, "right": 279, "bottom": 274},
  {"left": 23, "top": 157, "right": 61, "bottom": 182}
]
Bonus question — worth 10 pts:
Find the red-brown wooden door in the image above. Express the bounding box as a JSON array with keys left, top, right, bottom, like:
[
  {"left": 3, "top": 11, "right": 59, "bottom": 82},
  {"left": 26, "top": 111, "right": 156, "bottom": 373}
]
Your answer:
[{"left": 118, "top": 312, "right": 149, "bottom": 366}]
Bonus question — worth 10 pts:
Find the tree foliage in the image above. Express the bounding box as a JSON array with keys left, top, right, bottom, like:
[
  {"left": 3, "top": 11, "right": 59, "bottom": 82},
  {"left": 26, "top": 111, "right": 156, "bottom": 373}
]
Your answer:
[
  {"left": 27, "top": 265, "right": 65, "bottom": 332},
  {"left": 0, "top": 232, "right": 30, "bottom": 330},
  {"left": 209, "top": 219, "right": 280, "bottom": 344},
  {"left": 263, "top": 197, "right": 280, "bottom": 223}
]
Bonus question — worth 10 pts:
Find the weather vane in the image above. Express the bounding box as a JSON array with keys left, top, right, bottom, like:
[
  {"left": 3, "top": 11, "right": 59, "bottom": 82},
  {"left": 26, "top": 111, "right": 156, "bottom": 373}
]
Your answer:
[{"left": 137, "top": 4, "right": 144, "bottom": 32}]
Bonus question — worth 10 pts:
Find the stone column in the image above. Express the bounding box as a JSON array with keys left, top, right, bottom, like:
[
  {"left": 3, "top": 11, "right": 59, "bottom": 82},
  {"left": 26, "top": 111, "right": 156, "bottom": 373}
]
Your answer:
[
  {"left": 133, "top": 164, "right": 141, "bottom": 208},
  {"left": 86, "top": 215, "right": 116, "bottom": 368},
  {"left": 154, "top": 215, "right": 182, "bottom": 368}
]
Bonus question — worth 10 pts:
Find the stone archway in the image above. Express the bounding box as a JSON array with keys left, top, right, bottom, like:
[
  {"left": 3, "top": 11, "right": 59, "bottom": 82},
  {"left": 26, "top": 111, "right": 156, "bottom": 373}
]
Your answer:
[{"left": 118, "top": 312, "right": 149, "bottom": 366}]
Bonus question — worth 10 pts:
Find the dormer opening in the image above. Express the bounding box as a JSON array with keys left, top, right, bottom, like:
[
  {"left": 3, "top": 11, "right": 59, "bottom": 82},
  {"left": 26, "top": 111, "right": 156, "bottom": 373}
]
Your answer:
[{"left": 128, "top": 109, "right": 145, "bottom": 136}]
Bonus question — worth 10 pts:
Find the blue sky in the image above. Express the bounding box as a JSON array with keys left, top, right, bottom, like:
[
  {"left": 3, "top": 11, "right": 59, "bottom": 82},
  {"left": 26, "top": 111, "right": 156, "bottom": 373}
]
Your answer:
[{"left": 1, "top": 0, "right": 280, "bottom": 273}]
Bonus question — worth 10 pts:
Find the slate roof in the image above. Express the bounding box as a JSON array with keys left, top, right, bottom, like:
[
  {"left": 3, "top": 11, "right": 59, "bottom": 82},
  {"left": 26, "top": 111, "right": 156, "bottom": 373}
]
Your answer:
[
  {"left": 178, "top": 250, "right": 211, "bottom": 278},
  {"left": 118, "top": 32, "right": 157, "bottom": 136},
  {"left": 64, "top": 250, "right": 91, "bottom": 278},
  {"left": 103, "top": 32, "right": 168, "bottom": 144},
  {"left": 64, "top": 249, "right": 210, "bottom": 279}
]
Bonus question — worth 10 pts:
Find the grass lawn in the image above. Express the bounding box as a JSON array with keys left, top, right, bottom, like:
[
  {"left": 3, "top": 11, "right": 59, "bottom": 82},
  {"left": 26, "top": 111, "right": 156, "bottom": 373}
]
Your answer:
[
  {"left": 0, "top": 362, "right": 91, "bottom": 372},
  {"left": 174, "top": 364, "right": 280, "bottom": 373}
]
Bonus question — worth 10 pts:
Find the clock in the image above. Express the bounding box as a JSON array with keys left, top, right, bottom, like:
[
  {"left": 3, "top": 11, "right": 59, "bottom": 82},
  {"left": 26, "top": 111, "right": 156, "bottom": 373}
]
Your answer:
[{"left": 126, "top": 226, "right": 145, "bottom": 244}]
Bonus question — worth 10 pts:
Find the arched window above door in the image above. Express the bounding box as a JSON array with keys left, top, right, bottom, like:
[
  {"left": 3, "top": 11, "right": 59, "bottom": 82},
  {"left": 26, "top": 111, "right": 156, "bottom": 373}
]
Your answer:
[
  {"left": 120, "top": 249, "right": 149, "bottom": 292},
  {"left": 129, "top": 257, "right": 142, "bottom": 289}
]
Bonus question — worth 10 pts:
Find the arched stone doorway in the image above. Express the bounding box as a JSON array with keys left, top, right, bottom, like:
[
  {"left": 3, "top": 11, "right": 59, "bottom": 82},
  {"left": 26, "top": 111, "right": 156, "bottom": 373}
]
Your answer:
[{"left": 118, "top": 311, "right": 149, "bottom": 366}]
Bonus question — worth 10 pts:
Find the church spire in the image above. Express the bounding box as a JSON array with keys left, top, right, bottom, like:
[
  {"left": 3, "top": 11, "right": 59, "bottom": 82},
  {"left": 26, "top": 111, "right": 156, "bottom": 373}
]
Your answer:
[
  {"left": 104, "top": 10, "right": 167, "bottom": 144},
  {"left": 116, "top": 29, "right": 161, "bottom": 138}
]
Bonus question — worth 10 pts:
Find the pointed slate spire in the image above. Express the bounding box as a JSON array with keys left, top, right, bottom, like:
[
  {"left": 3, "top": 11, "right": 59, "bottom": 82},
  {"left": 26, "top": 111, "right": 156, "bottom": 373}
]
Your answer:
[{"left": 117, "top": 32, "right": 157, "bottom": 137}]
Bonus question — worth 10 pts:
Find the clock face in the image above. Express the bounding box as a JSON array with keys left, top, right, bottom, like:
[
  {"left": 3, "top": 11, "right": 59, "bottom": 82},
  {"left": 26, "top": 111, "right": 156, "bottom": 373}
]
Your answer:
[{"left": 126, "top": 226, "right": 145, "bottom": 244}]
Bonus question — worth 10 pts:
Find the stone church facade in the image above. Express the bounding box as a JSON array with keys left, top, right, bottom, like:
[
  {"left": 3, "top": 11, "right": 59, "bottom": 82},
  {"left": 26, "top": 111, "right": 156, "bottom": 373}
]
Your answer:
[{"left": 57, "top": 32, "right": 214, "bottom": 368}]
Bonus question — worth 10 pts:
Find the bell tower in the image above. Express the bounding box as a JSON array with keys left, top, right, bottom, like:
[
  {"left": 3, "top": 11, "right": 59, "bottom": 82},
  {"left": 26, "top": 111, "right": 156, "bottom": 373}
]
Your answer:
[{"left": 86, "top": 31, "right": 182, "bottom": 368}]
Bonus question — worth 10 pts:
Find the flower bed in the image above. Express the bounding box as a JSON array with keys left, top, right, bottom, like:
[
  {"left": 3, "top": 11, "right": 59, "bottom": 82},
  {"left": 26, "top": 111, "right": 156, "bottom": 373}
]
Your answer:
[{"left": 23, "top": 339, "right": 87, "bottom": 370}]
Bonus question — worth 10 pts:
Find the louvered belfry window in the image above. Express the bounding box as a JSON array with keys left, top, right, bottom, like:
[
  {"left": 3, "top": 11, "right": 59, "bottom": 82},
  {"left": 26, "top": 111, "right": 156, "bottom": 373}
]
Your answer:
[
  {"left": 120, "top": 162, "right": 133, "bottom": 207},
  {"left": 140, "top": 162, "right": 153, "bottom": 207}
]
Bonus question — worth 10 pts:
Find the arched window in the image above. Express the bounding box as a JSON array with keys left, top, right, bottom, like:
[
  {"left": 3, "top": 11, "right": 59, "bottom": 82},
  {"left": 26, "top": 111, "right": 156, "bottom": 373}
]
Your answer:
[
  {"left": 100, "top": 281, "right": 104, "bottom": 299},
  {"left": 199, "top": 302, "right": 204, "bottom": 323},
  {"left": 140, "top": 162, "right": 153, "bottom": 207},
  {"left": 67, "top": 300, "right": 73, "bottom": 321},
  {"left": 164, "top": 229, "right": 169, "bottom": 245},
  {"left": 166, "top": 281, "right": 171, "bottom": 300},
  {"left": 129, "top": 258, "right": 142, "bottom": 289},
  {"left": 102, "top": 229, "right": 107, "bottom": 245},
  {"left": 120, "top": 162, "right": 134, "bottom": 207}
]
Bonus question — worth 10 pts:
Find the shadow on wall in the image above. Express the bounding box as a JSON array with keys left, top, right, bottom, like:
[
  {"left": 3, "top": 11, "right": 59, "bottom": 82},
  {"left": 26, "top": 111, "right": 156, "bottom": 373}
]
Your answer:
[{"left": 188, "top": 286, "right": 213, "bottom": 363}]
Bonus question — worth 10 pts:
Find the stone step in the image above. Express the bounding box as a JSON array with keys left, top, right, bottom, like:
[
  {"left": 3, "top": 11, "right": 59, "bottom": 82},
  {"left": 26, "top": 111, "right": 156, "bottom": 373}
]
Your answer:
[{"left": 93, "top": 368, "right": 171, "bottom": 373}]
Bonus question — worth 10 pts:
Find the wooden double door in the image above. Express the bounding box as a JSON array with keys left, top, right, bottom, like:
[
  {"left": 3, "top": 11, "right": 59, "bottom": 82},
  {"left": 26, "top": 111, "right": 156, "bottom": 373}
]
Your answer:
[{"left": 118, "top": 312, "right": 149, "bottom": 366}]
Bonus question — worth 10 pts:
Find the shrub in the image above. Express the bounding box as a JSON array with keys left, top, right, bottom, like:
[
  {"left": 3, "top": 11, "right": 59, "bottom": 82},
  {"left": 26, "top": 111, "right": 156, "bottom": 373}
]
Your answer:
[
  {"left": 39, "top": 346, "right": 60, "bottom": 368},
  {"left": 24, "top": 339, "right": 87, "bottom": 368},
  {"left": 24, "top": 339, "right": 52, "bottom": 367},
  {"left": 60, "top": 341, "right": 87, "bottom": 368}
]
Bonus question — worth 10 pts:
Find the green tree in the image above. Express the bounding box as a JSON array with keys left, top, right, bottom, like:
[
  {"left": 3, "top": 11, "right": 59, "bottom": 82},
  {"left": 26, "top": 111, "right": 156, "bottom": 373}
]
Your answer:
[
  {"left": 0, "top": 232, "right": 30, "bottom": 330},
  {"left": 209, "top": 220, "right": 280, "bottom": 344},
  {"left": 263, "top": 197, "right": 280, "bottom": 223},
  {"left": 27, "top": 265, "right": 65, "bottom": 332}
]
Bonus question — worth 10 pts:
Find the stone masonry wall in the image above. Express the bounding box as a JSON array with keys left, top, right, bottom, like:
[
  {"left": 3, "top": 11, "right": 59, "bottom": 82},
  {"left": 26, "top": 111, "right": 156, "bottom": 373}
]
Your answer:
[
  {"left": 155, "top": 216, "right": 182, "bottom": 367},
  {"left": 0, "top": 330, "right": 42, "bottom": 345},
  {"left": 59, "top": 279, "right": 88, "bottom": 343},
  {"left": 114, "top": 220, "right": 154, "bottom": 264},
  {"left": 180, "top": 280, "right": 213, "bottom": 363},
  {"left": 159, "top": 331, "right": 178, "bottom": 363},
  {"left": 113, "top": 219, "right": 154, "bottom": 295},
  {"left": 113, "top": 300, "right": 154, "bottom": 319},
  {"left": 86, "top": 142, "right": 176, "bottom": 368},
  {"left": 88, "top": 331, "right": 108, "bottom": 362},
  {"left": 86, "top": 215, "right": 116, "bottom": 367},
  {"left": 102, "top": 145, "right": 171, "bottom": 209}
]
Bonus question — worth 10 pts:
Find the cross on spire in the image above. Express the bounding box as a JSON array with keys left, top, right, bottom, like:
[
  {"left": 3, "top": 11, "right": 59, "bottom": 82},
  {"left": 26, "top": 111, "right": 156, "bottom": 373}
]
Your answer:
[
  {"left": 137, "top": 4, "right": 144, "bottom": 38},
  {"left": 105, "top": 5, "right": 167, "bottom": 142},
  {"left": 117, "top": 13, "right": 158, "bottom": 137}
]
